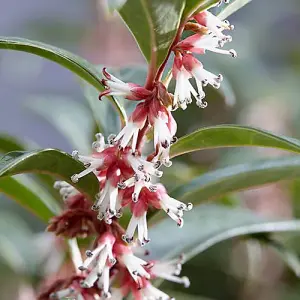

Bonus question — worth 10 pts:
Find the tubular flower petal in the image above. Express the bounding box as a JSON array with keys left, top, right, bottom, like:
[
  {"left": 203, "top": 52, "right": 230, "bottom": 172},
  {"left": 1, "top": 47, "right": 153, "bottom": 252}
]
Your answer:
[
  {"left": 100, "top": 68, "right": 152, "bottom": 101},
  {"left": 193, "top": 10, "right": 234, "bottom": 40}
]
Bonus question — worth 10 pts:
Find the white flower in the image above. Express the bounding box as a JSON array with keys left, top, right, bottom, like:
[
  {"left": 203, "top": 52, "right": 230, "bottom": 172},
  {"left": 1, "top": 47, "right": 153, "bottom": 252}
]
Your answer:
[
  {"left": 119, "top": 249, "right": 151, "bottom": 286},
  {"left": 79, "top": 233, "right": 116, "bottom": 290},
  {"left": 151, "top": 256, "right": 190, "bottom": 288},
  {"left": 92, "top": 166, "right": 122, "bottom": 224},
  {"left": 194, "top": 10, "right": 234, "bottom": 40},
  {"left": 114, "top": 103, "right": 148, "bottom": 151},
  {"left": 123, "top": 211, "right": 149, "bottom": 246},
  {"left": 157, "top": 184, "right": 193, "bottom": 227},
  {"left": 100, "top": 68, "right": 152, "bottom": 100},
  {"left": 53, "top": 180, "right": 78, "bottom": 200}
]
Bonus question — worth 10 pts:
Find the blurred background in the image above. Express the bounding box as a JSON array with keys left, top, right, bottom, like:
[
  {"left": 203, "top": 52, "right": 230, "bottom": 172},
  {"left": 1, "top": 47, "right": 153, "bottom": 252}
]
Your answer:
[{"left": 1, "top": 0, "right": 300, "bottom": 299}]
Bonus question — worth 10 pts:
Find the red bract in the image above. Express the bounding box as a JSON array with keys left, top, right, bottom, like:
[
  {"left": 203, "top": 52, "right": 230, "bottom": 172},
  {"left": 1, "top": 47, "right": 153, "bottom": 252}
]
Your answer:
[{"left": 47, "top": 192, "right": 97, "bottom": 239}]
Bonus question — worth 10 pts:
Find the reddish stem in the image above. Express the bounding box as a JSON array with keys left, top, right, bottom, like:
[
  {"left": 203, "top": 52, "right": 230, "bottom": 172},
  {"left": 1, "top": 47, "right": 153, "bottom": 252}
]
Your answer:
[{"left": 155, "top": 22, "right": 186, "bottom": 82}]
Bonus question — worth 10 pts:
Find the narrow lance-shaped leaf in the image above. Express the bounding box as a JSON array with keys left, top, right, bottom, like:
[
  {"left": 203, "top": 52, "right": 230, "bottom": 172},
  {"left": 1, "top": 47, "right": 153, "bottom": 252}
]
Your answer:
[
  {"left": 0, "top": 177, "right": 56, "bottom": 222},
  {"left": 0, "top": 134, "right": 61, "bottom": 200},
  {"left": 0, "top": 37, "right": 127, "bottom": 127},
  {"left": 170, "top": 125, "right": 300, "bottom": 158},
  {"left": 172, "top": 156, "right": 300, "bottom": 202},
  {"left": 0, "top": 149, "right": 99, "bottom": 202},
  {"left": 119, "top": 0, "right": 185, "bottom": 69},
  {"left": 148, "top": 204, "right": 300, "bottom": 261}
]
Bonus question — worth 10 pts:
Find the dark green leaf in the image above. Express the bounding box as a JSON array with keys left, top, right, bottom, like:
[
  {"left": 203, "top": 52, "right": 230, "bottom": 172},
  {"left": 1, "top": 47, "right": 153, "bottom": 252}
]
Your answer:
[
  {"left": 0, "top": 177, "right": 56, "bottom": 222},
  {"left": 148, "top": 204, "right": 300, "bottom": 261},
  {"left": 0, "top": 149, "right": 99, "bottom": 202},
  {"left": 0, "top": 134, "right": 61, "bottom": 200},
  {"left": 172, "top": 156, "right": 300, "bottom": 202},
  {"left": 0, "top": 134, "right": 26, "bottom": 153},
  {"left": 217, "top": 0, "right": 253, "bottom": 20},
  {"left": 119, "top": 0, "right": 185, "bottom": 68},
  {"left": 0, "top": 37, "right": 127, "bottom": 126},
  {"left": 170, "top": 125, "right": 300, "bottom": 158},
  {"left": 182, "top": 0, "right": 219, "bottom": 21}
]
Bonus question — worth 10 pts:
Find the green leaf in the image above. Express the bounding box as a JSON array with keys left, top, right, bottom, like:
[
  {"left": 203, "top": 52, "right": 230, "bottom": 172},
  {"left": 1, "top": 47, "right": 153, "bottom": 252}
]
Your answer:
[
  {"left": 119, "top": 0, "right": 185, "bottom": 68},
  {"left": 170, "top": 125, "right": 300, "bottom": 158},
  {"left": 0, "top": 149, "right": 99, "bottom": 202},
  {"left": 25, "top": 96, "right": 94, "bottom": 153},
  {"left": 148, "top": 204, "right": 300, "bottom": 261},
  {"left": 172, "top": 156, "right": 300, "bottom": 202},
  {"left": 0, "top": 36, "right": 127, "bottom": 126},
  {"left": 0, "top": 177, "right": 56, "bottom": 222},
  {"left": 182, "top": 0, "right": 219, "bottom": 21},
  {"left": 0, "top": 134, "right": 25, "bottom": 153},
  {"left": 0, "top": 134, "right": 61, "bottom": 200},
  {"left": 217, "top": 0, "right": 253, "bottom": 20}
]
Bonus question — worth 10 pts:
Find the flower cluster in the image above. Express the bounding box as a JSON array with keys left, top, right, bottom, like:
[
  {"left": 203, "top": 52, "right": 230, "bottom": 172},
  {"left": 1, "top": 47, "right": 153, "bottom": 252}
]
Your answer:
[
  {"left": 70, "top": 133, "right": 192, "bottom": 245},
  {"left": 39, "top": 2, "right": 236, "bottom": 299},
  {"left": 39, "top": 230, "right": 189, "bottom": 300},
  {"left": 172, "top": 9, "right": 236, "bottom": 110}
]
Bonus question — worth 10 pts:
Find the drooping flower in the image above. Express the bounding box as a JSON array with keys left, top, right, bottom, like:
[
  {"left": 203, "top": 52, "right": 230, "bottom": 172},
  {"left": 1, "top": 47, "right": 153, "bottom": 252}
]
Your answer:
[
  {"left": 148, "top": 255, "right": 190, "bottom": 288},
  {"left": 114, "top": 102, "right": 149, "bottom": 151},
  {"left": 171, "top": 2, "right": 237, "bottom": 111},
  {"left": 182, "top": 53, "right": 223, "bottom": 107},
  {"left": 79, "top": 232, "right": 116, "bottom": 298},
  {"left": 121, "top": 183, "right": 192, "bottom": 245},
  {"left": 193, "top": 10, "right": 234, "bottom": 41},
  {"left": 99, "top": 68, "right": 152, "bottom": 101},
  {"left": 149, "top": 100, "right": 177, "bottom": 167},
  {"left": 176, "top": 33, "right": 236, "bottom": 57},
  {"left": 172, "top": 52, "right": 197, "bottom": 110},
  {"left": 114, "top": 247, "right": 190, "bottom": 300}
]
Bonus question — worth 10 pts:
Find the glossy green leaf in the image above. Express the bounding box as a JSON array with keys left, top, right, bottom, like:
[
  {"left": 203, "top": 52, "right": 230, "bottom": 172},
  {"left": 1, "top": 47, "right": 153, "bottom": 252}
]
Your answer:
[
  {"left": 25, "top": 96, "right": 94, "bottom": 153},
  {"left": 182, "top": 0, "right": 219, "bottom": 21},
  {"left": 170, "top": 125, "right": 300, "bottom": 158},
  {"left": 0, "top": 149, "right": 99, "bottom": 202},
  {"left": 0, "top": 37, "right": 127, "bottom": 126},
  {"left": 119, "top": 0, "right": 185, "bottom": 68},
  {"left": 172, "top": 156, "right": 300, "bottom": 202},
  {"left": 218, "top": 0, "right": 253, "bottom": 20},
  {"left": 0, "top": 134, "right": 25, "bottom": 153},
  {"left": 0, "top": 134, "right": 61, "bottom": 200},
  {"left": 0, "top": 177, "right": 56, "bottom": 222},
  {"left": 148, "top": 204, "right": 300, "bottom": 261}
]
